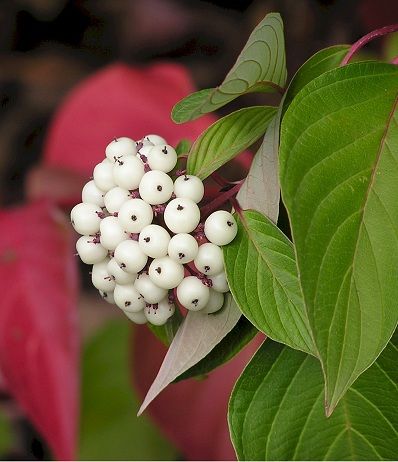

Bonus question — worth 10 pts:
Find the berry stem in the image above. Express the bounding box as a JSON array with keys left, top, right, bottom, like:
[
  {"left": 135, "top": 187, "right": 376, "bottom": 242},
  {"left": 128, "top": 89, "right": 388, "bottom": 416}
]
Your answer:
[
  {"left": 229, "top": 195, "right": 243, "bottom": 218},
  {"left": 200, "top": 181, "right": 243, "bottom": 218},
  {"left": 341, "top": 24, "right": 398, "bottom": 66}
]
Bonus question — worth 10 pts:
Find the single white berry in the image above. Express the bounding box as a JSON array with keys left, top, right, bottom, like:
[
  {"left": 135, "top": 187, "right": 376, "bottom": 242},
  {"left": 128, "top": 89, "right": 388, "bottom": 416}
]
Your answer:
[
  {"left": 204, "top": 210, "right": 237, "bottom": 246},
  {"left": 163, "top": 198, "right": 200, "bottom": 233},
  {"left": 134, "top": 273, "right": 168, "bottom": 304},
  {"left": 105, "top": 137, "right": 137, "bottom": 162},
  {"left": 139, "top": 170, "right": 174, "bottom": 205},
  {"left": 194, "top": 242, "right": 224, "bottom": 276},
  {"left": 114, "top": 240, "right": 148, "bottom": 274},
  {"left": 99, "top": 216, "right": 127, "bottom": 250},
  {"left": 146, "top": 144, "right": 177, "bottom": 173},
  {"left": 99, "top": 290, "right": 115, "bottom": 304},
  {"left": 174, "top": 175, "right": 204, "bottom": 203},
  {"left": 104, "top": 187, "right": 131, "bottom": 213},
  {"left": 176, "top": 276, "right": 210, "bottom": 311},
  {"left": 138, "top": 224, "right": 170, "bottom": 258},
  {"left": 76, "top": 235, "right": 108, "bottom": 264},
  {"left": 107, "top": 258, "right": 136, "bottom": 285},
  {"left": 118, "top": 199, "right": 153, "bottom": 233},
  {"left": 114, "top": 283, "right": 145, "bottom": 312},
  {"left": 203, "top": 290, "right": 224, "bottom": 314},
  {"left": 71, "top": 202, "right": 102, "bottom": 235},
  {"left": 148, "top": 257, "right": 184, "bottom": 289},
  {"left": 143, "top": 134, "right": 167, "bottom": 145},
  {"left": 168, "top": 233, "right": 198, "bottom": 264},
  {"left": 124, "top": 309, "right": 147, "bottom": 324},
  {"left": 82, "top": 180, "right": 105, "bottom": 207},
  {"left": 209, "top": 271, "right": 229, "bottom": 293},
  {"left": 93, "top": 159, "right": 116, "bottom": 192},
  {"left": 91, "top": 259, "right": 116, "bottom": 292},
  {"left": 113, "top": 156, "right": 145, "bottom": 190},
  {"left": 145, "top": 299, "right": 175, "bottom": 326}
]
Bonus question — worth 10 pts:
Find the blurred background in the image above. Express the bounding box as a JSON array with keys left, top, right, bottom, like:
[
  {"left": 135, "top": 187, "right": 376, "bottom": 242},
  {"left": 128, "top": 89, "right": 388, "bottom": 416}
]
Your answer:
[{"left": 0, "top": 0, "right": 397, "bottom": 460}]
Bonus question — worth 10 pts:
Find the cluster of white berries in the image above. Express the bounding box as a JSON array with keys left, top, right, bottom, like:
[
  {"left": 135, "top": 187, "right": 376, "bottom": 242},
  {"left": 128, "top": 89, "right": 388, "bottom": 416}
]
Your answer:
[{"left": 71, "top": 134, "right": 237, "bottom": 326}]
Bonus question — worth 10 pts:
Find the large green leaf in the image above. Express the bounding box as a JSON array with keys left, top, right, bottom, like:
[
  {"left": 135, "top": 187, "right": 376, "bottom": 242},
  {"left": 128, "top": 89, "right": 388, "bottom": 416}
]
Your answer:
[
  {"left": 175, "top": 317, "right": 258, "bottom": 382},
  {"left": 187, "top": 106, "right": 276, "bottom": 179},
  {"left": 224, "top": 210, "right": 315, "bottom": 355},
  {"left": 172, "top": 13, "right": 286, "bottom": 123},
  {"left": 229, "top": 331, "right": 398, "bottom": 461},
  {"left": 280, "top": 62, "right": 398, "bottom": 413},
  {"left": 79, "top": 320, "right": 177, "bottom": 460}
]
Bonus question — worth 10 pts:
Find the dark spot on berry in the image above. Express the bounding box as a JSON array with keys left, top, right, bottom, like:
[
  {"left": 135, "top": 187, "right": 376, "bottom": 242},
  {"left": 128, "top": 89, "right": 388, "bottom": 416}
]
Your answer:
[
  {"left": 162, "top": 147, "right": 168, "bottom": 154},
  {"left": 192, "top": 299, "right": 199, "bottom": 306},
  {"left": 120, "top": 263, "right": 126, "bottom": 268},
  {"left": 227, "top": 220, "right": 234, "bottom": 227},
  {"left": 204, "top": 265, "right": 210, "bottom": 272},
  {"left": 183, "top": 175, "right": 189, "bottom": 181},
  {"left": 144, "top": 236, "right": 150, "bottom": 243},
  {"left": 157, "top": 185, "right": 162, "bottom": 191},
  {"left": 178, "top": 252, "right": 185, "bottom": 259},
  {"left": 102, "top": 292, "right": 108, "bottom": 298},
  {"left": 125, "top": 301, "right": 131, "bottom": 307},
  {"left": 155, "top": 267, "right": 162, "bottom": 274},
  {"left": 131, "top": 215, "right": 137, "bottom": 221},
  {"left": 114, "top": 137, "right": 118, "bottom": 142},
  {"left": 177, "top": 204, "right": 184, "bottom": 211}
]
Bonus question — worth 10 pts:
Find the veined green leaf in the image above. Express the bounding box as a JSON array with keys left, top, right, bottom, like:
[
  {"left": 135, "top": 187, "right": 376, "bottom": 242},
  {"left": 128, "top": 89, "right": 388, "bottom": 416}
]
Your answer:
[
  {"left": 280, "top": 62, "right": 398, "bottom": 414},
  {"left": 224, "top": 210, "right": 315, "bottom": 355},
  {"left": 187, "top": 106, "right": 276, "bottom": 179},
  {"left": 172, "top": 13, "right": 286, "bottom": 123},
  {"left": 229, "top": 331, "right": 398, "bottom": 461},
  {"left": 175, "top": 138, "right": 192, "bottom": 157}
]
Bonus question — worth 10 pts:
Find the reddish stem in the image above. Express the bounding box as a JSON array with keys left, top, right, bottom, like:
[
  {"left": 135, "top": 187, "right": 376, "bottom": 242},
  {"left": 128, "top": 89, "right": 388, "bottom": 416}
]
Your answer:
[
  {"left": 341, "top": 24, "right": 398, "bottom": 66},
  {"left": 200, "top": 181, "right": 243, "bottom": 218},
  {"left": 210, "top": 171, "right": 230, "bottom": 187},
  {"left": 229, "top": 195, "right": 243, "bottom": 218}
]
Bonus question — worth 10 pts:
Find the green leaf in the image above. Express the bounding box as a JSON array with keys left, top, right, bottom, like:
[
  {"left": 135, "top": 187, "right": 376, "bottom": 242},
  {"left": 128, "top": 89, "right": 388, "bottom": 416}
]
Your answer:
[
  {"left": 172, "top": 13, "right": 286, "bottom": 123},
  {"left": 79, "top": 320, "right": 178, "bottom": 460},
  {"left": 224, "top": 210, "right": 315, "bottom": 355},
  {"left": 0, "top": 412, "right": 12, "bottom": 455},
  {"left": 229, "top": 331, "right": 398, "bottom": 461},
  {"left": 148, "top": 309, "right": 183, "bottom": 346},
  {"left": 175, "top": 138, "right": 192, "bottom": 156},
  {"left": 175, "top": 317, "right": 258, "bottom": 382},
  {"left": 187, "top": 106, "right": 276, "bottom": 179},
  {"left": 279, "top": 62, "right": 398, "bottom": 413},
  {"left": 237, "top": 114, "right": 281, "bottom": 222},
  {"left": 138, "top": 294, "right": 241, "bottom": 415}
]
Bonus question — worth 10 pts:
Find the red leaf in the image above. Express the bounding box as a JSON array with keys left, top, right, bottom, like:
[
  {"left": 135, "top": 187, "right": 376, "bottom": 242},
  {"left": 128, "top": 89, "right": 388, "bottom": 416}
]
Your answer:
[{"left": 0, "top": 201, "right": 79, "bottom": 460}]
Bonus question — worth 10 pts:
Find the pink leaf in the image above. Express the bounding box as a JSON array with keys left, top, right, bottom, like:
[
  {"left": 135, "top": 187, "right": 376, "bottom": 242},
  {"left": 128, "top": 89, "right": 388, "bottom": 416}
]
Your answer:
[{"left": 0, "top": 201, "right": 79, "bottom": 460}]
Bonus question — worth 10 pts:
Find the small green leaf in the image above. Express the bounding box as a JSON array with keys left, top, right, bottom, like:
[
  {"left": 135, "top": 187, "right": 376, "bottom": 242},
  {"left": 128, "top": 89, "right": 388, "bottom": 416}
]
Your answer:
[
  {"left": 280, "top": 62, "right": 398, "bottom": 413},
  {"left": 224, "top": 210, "right": 315, "bottom": 355},
  {"left": 175, "top": 317, "right": 258, "bottom": 382},
  {"left": 187, "top": 106, "right": 276, "bottom": 179},
  {"left": 229, "top": 331, "right": 398, "bottom": 461},
  {"left": 0, "top": 412, "right": 12, "bottom": 455},
  {"left": 172, "top": 13, "right": 286, "bottom": 123},
  {"left": 79, "top": 320, "right": 177, "bottom": 460},
  {"left": 175, "top": 138, "right": 192, "bottom": 156}
]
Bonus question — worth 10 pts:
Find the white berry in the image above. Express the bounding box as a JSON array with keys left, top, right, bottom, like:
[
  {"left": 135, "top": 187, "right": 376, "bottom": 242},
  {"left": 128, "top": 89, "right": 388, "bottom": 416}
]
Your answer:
[
  {"left": 146, "top": 145, "right": 177, "bottom": 173},
  {"left": 203, "top": 290, "right": 224, "bottom": 314},
  {"left": 139, "top": 170, "right": 174, "bottom": 205},
  {"left": 114, "top": 283, "right": 145, "bottom": 312},
  {"left": 99, "top": 290, "right": 115, "bottom": 304},
  {"left": 139, "top": 224, "right": 170, "bottom": 258},
  {"left": 204, "top": 210, "right": 237, "bottom": 246},
  {"left": 145, "top": 299, "right": 175, "bottom": 326},
  {"left": 99, "top": 216, "right": 127, "bottom": 250},
  {"left": 114, "top": 240, "right": 148, "bottom": 274},
  {"left": 124, "top": 309, "right": 147, "bottom": 324},
  {"left": 143, "top": 134, "right": 167, "bottom": 145},
  {"left": 104, "top": 187, "right": 131, "bottom": 213},
  {"left": 113, "top": 156, "right": 145, "bottom": 190},
  {"left": 76, "top": 235, "right": 108, "bottom": 264},
  {"left": 194, "top": 243, "right": 224, "bottom": 276},
  {"left": 91, "top": 259, "right": 116, "bottom": 292},
  {"left": 71, "top": 202, "right": 102, "bottom": 235},
  {"left": 137, "top": 145, "right": 153, "bottom": 159},
  {"left": 163, "top": 198, "right": 200, "bottom": 233},
  {"left": 107, "top": 258, "right": 136, "bottom": 285},
  {"left": 118, "top": 199, "right": 153, "bottom": 233},
  {"left": 209, "top": 271, "right": 229, "bottom": 293},
  {"left": 93, "top": 159, "right": 116, "bottom": 192},
  {"left": 174, "top": 175, "right": 204, "bottom": 203},
  {"left": 134, "top": 273, "right": 168, "bottom": 304},
  {"left": 82, "top": 180, "right": 105, "bottom": 207},
  {"left": 105, "top": 137, "right": 137, "bottom": 162},
  {"left": 176, "top": 276, "right": 210, "bottom": 311},
  {"left": 168, "top": 233, "right": 198, "bottom": 264},
  {"left": 148, "top": 257, "right": 184, "bottom": 289}
]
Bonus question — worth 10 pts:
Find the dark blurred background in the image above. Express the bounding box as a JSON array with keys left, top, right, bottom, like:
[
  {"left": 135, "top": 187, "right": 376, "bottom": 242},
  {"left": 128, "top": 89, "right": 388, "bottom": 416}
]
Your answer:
[{"left": 0, "top": 0, "right": 397, "bottom": 459}]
